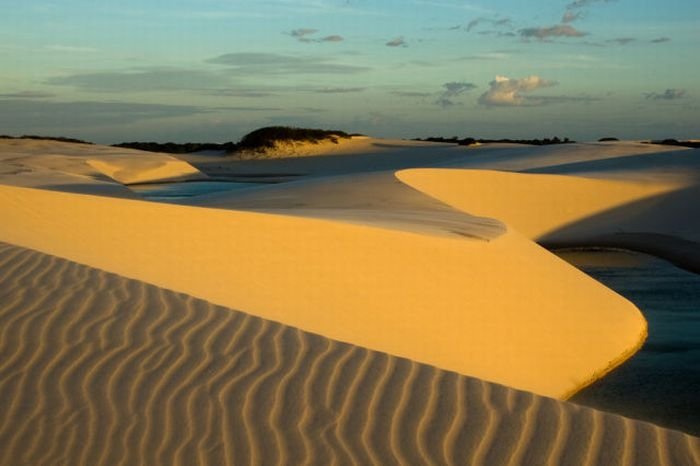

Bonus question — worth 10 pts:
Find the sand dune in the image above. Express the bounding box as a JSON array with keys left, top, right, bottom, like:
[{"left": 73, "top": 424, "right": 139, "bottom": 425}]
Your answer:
[
  {"left": 0, "top": 138, "right": 207, "bottom": 191},
  {"left": 2, "top": 137, "right": 698, "bottom": 464},
  {"left": 396, "top": 168, "right": 700, "bottom": 273},
  {"left": 0, "top": 183, "right": 647, "bottom": 398},
  {"left": 186, "top": 171, "right": 506, "bottom": 239},
  {"left": 396, "top": 168, "right": 681, "bottom": 240},
  {"left": 0, "top": 241, "right": 697, "bottom": 466}
]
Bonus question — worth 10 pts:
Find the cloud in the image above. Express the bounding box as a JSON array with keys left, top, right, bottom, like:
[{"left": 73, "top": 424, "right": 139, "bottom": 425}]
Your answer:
[
  {"left": 289, "top": 28, "right": 318, "bottom": 42},
  {"left": 46, "top": 68, "right": 231, "bottom": 92},
  {"left": 208, "top": 53, "right": 370, "bottom": 74},
  {"left": 561, "top": 10, "right": 583, "bottom": 23},
  {"left": 311, "top": 87, "right": 366, "bottom": 94},
  {"left": 203, "top": 89, "right": 277, "bottom": 98},
  {"left": 466, "top": 18, "right": 481, "bottom": 32},
  {"left": 459, "top": 51, "right": 512, "bottom": 60},
  {"left": 478, "top": 75, "right": 557, "bottom": 107},
  {"left": 435, "top": 81, "right": 477, "bottom": 108},
  {"left": 562, "top": 0, "right": 615, "bottom": 24},
  {"left": 320, "top": 35, "right": 344, "bottom": 42},
  {"left": 386, "top": 37, "right": 407, "bottom": 47},
  {"left": 533, "top": 95, "right": 600, "bottom": 104},
  {"left": 0, "top": 99, "right": 207, "bottom": 129},
  {"left": 651, "top": 37, "right": 671, "bottom": 43},
  {"left": 288, "top": 29, "right": 344, "bottom": 43},
  {"left": 214, "top": 106, "right": 282, "bottom": 112},
  {"left": 466, "top": 17, "right": 512, "bottom": 32},
  {"left": 0, "top": 91, "right": 54, "bottom": 99},
  {"left": 519, "top": 25, "right": 588, "bottom": 40},
  {"left": 567, "top": 0, "right": 616, "bottom": 8},
  {"left": 606, "top": 37, "right": 635, "bottom": 45},
  {"left": 391, "top": 91, "right": 432, "bottom": 98},
  {"left": 205, "top": 85, "right": 362, "bottom": 97},
  {"left": 45, "top": 44, "right": 98, "bottom": 53},
  {"left": 645, "top": 89, "right": 687, "bottom": 100}
]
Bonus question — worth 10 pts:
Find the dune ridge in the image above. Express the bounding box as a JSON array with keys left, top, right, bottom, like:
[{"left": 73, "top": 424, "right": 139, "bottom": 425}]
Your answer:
[
  {"left": 0, "top": 241, "right": 697, "bottom": 466},
  {"left": 0, "top": 183, "right": 647, "bottom": 398}
]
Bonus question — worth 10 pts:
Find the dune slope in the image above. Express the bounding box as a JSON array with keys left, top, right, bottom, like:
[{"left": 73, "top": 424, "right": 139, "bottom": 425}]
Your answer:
[
  {"left": 0, "top": 183, "right": 648, "bottom": 398},
  {"left": 0, "top": 241, "right": 697, "bottom": 466}
]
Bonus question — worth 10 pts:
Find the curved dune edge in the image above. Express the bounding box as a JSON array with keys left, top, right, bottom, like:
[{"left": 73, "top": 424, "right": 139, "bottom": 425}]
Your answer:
[
  {"left": 87, "top": 156, "right": 207, "bottom": 185},
  {"left": 0, "top": 184, "right": 646, "bottom": 398},
  {"left": 0, "top": 242, "right": 697, "bottom": 466},
  {"left": 396, "top": 168, "right": 682, "bottom": 241}
]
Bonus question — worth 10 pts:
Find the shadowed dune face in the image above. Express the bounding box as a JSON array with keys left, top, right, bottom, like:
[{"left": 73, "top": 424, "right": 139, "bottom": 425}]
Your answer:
[{"left": 0, "top": 242, "right": 698, "bottom": 466}]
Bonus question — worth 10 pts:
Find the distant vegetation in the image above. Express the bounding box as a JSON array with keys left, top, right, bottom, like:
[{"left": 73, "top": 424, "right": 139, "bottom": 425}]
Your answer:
[
  {"left": 112, "top": 126, "right": 352, "bottom": 154},
  {"left": 647, "top": 139, "right": 700, "bottom": 149},
  {"left": 0, "top": 134, "right": 93, "bottom": 145},
  {"left": 414, "top": 136, "right": 574, "bottom": 146},
  {"left": 598, "top": 137, "right": 619, "bottom": 142},
  {"left": 237, "top": 126, "right": 351, "bottom": 151},
  {"left": 112, "top": 141, "right": 237, "bottom": 154}
]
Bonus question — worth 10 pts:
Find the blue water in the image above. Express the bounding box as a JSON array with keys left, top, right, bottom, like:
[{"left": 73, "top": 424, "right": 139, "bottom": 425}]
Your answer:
[
  {"left": 130, "top": 180, "right": 261, "bottom": 200},
  {"left": 557, "top": 249, "right": 700, "bottom": 435}
]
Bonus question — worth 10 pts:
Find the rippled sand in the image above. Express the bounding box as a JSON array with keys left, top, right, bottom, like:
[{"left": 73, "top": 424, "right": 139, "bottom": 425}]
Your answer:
[{"left": 1, "top": 242, "right": 697, "bottom": 466}]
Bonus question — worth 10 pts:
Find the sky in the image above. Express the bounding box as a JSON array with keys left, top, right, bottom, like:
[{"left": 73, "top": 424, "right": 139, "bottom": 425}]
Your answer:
[{"left": 0, "top": 0, "right": 698, "bottom": 143}]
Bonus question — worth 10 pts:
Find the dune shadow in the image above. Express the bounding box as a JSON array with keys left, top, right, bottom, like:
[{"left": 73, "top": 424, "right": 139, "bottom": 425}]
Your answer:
[
  {"left": 539, "top": 185, "right": 700, "bottom": 274},
  {"left": 525, "top": 147, "right": 699, "bottom": 177}
]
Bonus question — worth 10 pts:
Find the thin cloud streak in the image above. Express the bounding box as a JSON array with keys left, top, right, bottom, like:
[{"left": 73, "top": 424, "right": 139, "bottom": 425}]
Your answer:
[
  {"left": 645, "top": 89, "right": 686, "bottom": 100},
  {"left": 519, "top": 25, "right": 588, "bottom": 40},
  {"left": 386, "top": 37, "right": 407, "bottom": 47}
]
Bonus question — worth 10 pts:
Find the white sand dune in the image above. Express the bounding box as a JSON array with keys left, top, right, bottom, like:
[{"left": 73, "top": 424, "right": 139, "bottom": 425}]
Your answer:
[
  {"left": 397, "top": 168, "right": 682, "bottom": 241},
  {"left": 0, "top": 138, "right": 208, "bottom": 192},
  {"left": 0, "top": 241, "right": 697, "bottom": 466},
  {"left": 0, "top": 182, "right": 646, "bottom": 398}
]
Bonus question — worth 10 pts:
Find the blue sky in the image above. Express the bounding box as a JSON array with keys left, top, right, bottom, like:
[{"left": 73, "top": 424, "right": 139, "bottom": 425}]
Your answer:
[{"left": 0, "top": 0, "right": 698, "bottom": 142}]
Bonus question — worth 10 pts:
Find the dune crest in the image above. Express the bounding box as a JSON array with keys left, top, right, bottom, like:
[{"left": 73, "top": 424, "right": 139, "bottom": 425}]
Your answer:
[{"left": 0, "top": 182, "right": 646, "bottom": 398}]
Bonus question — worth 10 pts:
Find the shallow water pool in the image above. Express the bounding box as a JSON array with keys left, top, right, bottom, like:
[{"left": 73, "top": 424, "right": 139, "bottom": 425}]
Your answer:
[
  {"left": 556, "top": 248, "right": 700, "bottom": 435},
  {"left": 129, "top": 180, "right": 261, "bottom": 201}
]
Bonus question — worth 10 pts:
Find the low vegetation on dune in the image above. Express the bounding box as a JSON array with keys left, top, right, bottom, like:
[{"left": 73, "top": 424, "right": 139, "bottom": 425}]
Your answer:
[
  {"left": 111, "top": 126, "right": 352, "bottom": 155},
  {"left": 414, "top": 136, "right": 574, "bottom": 146},
  {"left": 4, "top": 128, "right": 698, "bottom": 153},
  {"left": 647, "top": 138, "right": 700, "bottom": 149},
  {"left": 0, "top": 134, "right": 93, "bottom": 145},
  {"left": 112, "top": 141, "right": 238, "bottom": 154},
  {"left": 236, "top": 126, "right": 351, "bottom": 151}
]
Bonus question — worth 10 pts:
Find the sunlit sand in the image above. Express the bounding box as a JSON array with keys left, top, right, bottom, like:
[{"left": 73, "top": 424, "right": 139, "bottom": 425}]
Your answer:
[{"left": 1, "top": 136, "right": 698, "bottom": 464}]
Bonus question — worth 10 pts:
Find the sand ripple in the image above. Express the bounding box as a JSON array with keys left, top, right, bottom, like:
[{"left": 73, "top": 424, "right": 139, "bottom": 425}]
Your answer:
[{"left": 0, "top": 241, "right": 697, "bottom": 465}]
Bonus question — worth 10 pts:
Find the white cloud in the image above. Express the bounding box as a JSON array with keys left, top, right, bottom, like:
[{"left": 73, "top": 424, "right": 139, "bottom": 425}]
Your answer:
[{"left": 478, "top": 75, "right": 557, "bottom": 107}]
